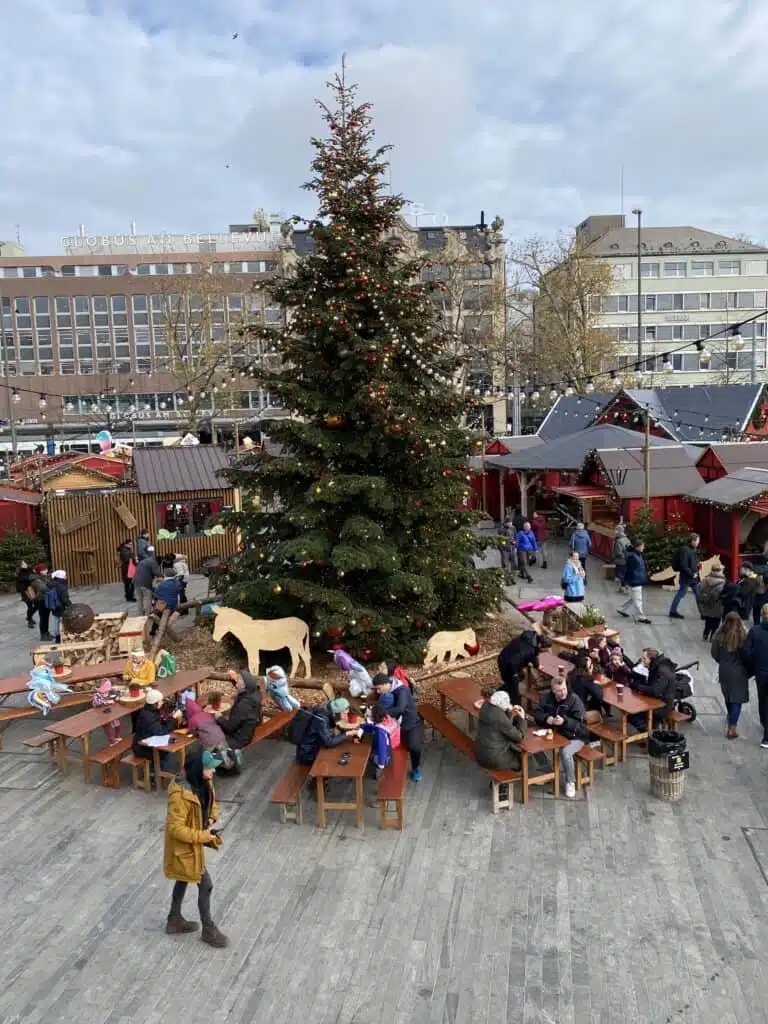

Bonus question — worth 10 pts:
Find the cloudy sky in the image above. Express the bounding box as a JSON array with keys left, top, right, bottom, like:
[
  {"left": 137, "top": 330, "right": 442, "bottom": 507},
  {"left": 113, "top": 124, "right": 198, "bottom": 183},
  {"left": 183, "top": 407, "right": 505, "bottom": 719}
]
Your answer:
[{"left": 2, "top": 0, "right": 766, "bottom": 254}]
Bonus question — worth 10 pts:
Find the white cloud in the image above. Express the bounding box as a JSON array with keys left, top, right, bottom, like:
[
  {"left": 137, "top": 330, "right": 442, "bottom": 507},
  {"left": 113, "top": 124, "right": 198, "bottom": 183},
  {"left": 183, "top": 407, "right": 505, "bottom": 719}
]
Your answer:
[{"left": 2, "top": 0, "right": 768, "bottom": 252}]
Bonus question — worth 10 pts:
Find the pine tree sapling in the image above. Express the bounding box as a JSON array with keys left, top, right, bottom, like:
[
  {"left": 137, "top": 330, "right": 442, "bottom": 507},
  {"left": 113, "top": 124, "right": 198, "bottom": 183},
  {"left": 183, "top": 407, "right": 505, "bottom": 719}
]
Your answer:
[
  {"left": 0, "top": 531, "right": 48, "bottom": 592},
  {"left": 225, "top": 71, "right": 504, "bottom": 662},
  {"left": 627, "top": 504, "right": 689, "bottom": 576}
]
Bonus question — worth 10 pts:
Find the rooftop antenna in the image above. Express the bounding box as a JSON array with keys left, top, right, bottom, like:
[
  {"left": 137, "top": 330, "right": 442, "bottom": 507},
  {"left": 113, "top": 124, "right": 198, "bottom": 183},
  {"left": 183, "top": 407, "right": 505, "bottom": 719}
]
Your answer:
[
  {"left": 130, "top": 220, "right": 136, "bottom": 236},
  {"left": 15, "top": 224, "right": 21, "bottom": 245}
]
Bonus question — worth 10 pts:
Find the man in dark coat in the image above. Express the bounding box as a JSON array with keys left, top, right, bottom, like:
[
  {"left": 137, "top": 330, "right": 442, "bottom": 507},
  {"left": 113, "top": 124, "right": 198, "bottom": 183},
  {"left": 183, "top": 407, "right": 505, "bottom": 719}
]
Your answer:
[
  {"left": 497, "top": 630, "right": 547, "bottom": 703},
  {"left": 133, "top": 688, "right": 180, "bottom": 781},
  {"left": 534, "top": 677, "right": 589, "bottom": 799},
  {"left": 741, "top": 604, "right": 768, "bottom": 747},
  {"left": 296, "top": 698, "right": 355, "bottom": 765},
  {"left": 217, "top": 671, "right": 263, "bottom": 750},
  {"left": 617, "top": 539, "right": 651, "bottom": 624},
  {"left": 669, "top": 533, "right": 701, "bottom": 619}
]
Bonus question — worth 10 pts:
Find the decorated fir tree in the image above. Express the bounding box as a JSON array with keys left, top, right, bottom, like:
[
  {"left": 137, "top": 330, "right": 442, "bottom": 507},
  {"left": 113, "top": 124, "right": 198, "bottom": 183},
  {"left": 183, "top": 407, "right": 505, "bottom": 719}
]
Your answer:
[{"left": 224, "top": 71, "right": 504, "bottom": 662}]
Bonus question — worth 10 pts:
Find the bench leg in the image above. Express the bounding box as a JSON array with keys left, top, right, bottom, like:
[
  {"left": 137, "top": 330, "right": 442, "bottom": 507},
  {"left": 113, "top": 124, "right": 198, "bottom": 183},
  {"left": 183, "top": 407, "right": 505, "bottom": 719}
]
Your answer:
[
  {"left": 101, "top": 760, "right": 121, "bottom": 790},
  {"left": 491, "top": 781, "right": 515, "bottom": 813},
  {"left": 378, "top": 798, "right": 404, "bottom": 830}
]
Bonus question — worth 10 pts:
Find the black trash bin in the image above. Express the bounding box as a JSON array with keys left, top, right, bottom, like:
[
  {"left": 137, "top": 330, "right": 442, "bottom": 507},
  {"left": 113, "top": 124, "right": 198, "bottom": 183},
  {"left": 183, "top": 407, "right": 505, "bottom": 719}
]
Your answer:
[{"left": 648, "top": 729, "right": 688, "bottom": 802}]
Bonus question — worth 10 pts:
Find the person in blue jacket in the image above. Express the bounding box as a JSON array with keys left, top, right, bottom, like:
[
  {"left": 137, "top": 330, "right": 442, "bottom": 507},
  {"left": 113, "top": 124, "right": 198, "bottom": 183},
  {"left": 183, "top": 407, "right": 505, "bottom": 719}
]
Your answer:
[
  {"left": 561, "top": 551, "right": 586, "bottom": 603},
  {"left": 617, "top": 539, "right": 651, "bottom": 624},
  {"left": 515, "top": 521, "right": 537, "bottom": 583}
]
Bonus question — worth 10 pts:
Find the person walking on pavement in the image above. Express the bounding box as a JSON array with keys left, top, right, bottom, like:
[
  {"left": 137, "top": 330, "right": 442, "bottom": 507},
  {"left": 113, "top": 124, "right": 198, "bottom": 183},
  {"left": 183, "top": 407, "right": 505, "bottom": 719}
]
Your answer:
[
  {"left": 29, "top": 563, "right": 53, "bottom": 640},
  {"left": 613, "top": 524, "right": 631, "bottom": 594},
  {"left": 135, "top": 545, "right": 162, "bottom": 616},
  {"left": 741, "top": 603, "right": 768, "bottom": 748},
  {"left": 699, "top": 562, "right": 726, "bottom": 640},
  {"left": 569, "top": 522, "right": 592, "bottom": 581},
  {"left": 515, "top": 521, "right": 537, "bottom": 583},
  {"left": 531, "top": 512, "right": 549, "bottom": 569},
  {"left": 669, "top": 533, "right": 701, "bottom": 619},
  {"left": 164, "top": 747, "right": 228, "bottom": 947},
  {"left": 711, "top": 612, "right": 749, "bottom": 739},
  {"left": 15, "top": 560, "right": 37, "bottom": 629},
  {"left": 46, "top": 569, "right": 71, "bottom": 642},
  {"left": 617, "top": 539, "right": 651, "bottom": 624}
]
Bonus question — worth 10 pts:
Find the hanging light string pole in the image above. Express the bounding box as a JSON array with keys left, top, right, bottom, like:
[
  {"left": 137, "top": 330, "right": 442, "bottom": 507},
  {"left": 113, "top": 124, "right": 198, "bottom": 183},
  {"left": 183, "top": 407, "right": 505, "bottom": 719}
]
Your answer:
[
  {"left": 0, "top": 292, "right": 18, "bottom": 457},
  {"left": 643, "top": 404, "right": 651, "bottom": 506}
]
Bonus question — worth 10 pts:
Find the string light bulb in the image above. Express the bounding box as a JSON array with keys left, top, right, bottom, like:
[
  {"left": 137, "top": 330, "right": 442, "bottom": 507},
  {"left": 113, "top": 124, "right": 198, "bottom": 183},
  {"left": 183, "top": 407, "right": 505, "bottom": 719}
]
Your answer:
[
  {"left": 11, "top": 389, "right": 20, "bottom": 403},
  {"left": 38, "top": 394, "right": 47, "bottom": 410}
]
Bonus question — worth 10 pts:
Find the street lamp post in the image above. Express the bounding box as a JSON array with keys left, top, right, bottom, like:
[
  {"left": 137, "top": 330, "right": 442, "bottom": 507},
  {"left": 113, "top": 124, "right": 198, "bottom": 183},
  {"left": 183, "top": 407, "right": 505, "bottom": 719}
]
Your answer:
[{"left": 632, "top": 208, "right": 643, "bottom": 363}]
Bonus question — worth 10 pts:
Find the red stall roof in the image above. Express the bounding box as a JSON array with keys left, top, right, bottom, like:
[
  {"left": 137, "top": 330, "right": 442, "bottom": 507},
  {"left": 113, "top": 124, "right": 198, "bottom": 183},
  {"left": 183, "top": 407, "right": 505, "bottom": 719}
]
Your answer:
[{"left": 551, "top": 484, "right": 609, "bottom": 499}]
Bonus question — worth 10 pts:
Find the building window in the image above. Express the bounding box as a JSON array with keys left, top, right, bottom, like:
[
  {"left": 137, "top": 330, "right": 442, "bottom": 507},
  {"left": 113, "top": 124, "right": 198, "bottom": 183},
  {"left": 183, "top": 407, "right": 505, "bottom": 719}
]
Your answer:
[
  {"left": 61, "top": 265, "right": 76, "bottom": 277},
  {"left": 617, "top": 294, "right": 629, "bottom": 312},
  {"left": 156, "top": 499, "right": 224, "bottom": 538},
  {"left": 154, "top": 263, "right": 170, "bottom": 276},
  {"left": 690, "top": 261, "right": 714, "bottom": 276},
  {"left": 718, "top": 260, "right": 741, "bottom": 275},
  {"left": 663, "top": 261, "right": 687, "bottom": 277},
  {"left": 644, "top": 326, "right": 656, "bottom": 341},
  {"left": 98, "top": 265, "right": 113, "bottom": 276},
  {"left": 21, "top": 266, "right": 39, "bottom": 278},
  {"left": 640, "top": 262, "right": 659, "bottom": 279},
  {"left": 76, "top": 266, "right": 98, "bottom": 277},
  {"left": 55, "top": 297, "right": 70, "bottom": 314},
  {"left": 172, "top": 263, "right": 189, "bottom": 275},
  {"left": 137, "top": 264, "right": 151, "bottom": 275},
  {"left": 0, "top": 267, "right": 19, "bottom": 278}
]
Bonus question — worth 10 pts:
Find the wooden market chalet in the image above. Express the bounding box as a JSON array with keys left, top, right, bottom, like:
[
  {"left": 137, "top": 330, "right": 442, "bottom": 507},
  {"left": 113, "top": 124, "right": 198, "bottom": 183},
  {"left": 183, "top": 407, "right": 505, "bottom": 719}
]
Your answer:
[{"left": 472, "top": 384, "right": 768, "bottom": 578}]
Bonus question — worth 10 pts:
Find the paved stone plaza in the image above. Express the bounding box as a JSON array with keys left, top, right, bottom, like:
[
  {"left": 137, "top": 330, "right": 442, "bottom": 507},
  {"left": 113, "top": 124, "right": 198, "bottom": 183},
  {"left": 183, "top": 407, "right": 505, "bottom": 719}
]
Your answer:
[{"left": 2, "top": 549, "right": 768, "bottom": 1023}]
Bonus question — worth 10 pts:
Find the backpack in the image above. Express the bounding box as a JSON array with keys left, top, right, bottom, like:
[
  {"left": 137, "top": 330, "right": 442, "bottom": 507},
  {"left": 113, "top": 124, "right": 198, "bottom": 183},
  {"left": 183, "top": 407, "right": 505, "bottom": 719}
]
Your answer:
[
  {"left": 285, "top": 708, "right": 315, "bottom": 745},
  {"left": 44, "top": 587, "right": 62, "bottom": 612},
  {"left": 30, "top": 574, "right": 48, "bottom": 597},
  {"left": 671, "top": 549, "right": 682, "bottom": 572},
  {"left": 380, "top": 715, "right": 401, "bottom": 749}
]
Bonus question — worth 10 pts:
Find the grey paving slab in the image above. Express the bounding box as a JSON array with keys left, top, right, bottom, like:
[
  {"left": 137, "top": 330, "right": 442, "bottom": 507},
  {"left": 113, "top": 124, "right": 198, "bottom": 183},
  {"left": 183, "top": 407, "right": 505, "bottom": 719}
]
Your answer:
[{"left": 1, "top": 546, "right": 768, "bottom": 1022}]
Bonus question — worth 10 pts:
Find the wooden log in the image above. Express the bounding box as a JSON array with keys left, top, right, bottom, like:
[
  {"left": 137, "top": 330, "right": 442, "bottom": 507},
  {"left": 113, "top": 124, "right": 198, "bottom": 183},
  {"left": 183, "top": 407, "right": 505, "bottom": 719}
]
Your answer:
[{"left": 149, "top": 608, "right": 172, "bottom": 662}]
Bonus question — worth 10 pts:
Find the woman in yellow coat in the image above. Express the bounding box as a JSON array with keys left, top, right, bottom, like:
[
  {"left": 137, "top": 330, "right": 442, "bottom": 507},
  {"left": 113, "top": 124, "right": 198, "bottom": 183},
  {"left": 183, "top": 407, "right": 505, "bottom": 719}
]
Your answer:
[{"left": 164, "top": 747, "right": 228, "bottom": 947}]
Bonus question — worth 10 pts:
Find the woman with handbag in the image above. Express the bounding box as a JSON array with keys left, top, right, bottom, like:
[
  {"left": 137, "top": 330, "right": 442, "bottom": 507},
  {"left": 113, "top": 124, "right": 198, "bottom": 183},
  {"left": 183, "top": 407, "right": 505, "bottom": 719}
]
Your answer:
[{"left": 118, "top": 540, "right": 136, "bottom": 603}]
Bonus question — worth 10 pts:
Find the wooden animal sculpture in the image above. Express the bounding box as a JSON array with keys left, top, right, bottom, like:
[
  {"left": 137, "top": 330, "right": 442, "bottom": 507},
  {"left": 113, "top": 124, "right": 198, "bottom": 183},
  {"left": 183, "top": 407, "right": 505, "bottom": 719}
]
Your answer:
[
  {"left": 211, "top": 606, "right": 311, "bottom": 678},
  {"left": 423, "top": 627, "right": 478, "bottom": 666}
]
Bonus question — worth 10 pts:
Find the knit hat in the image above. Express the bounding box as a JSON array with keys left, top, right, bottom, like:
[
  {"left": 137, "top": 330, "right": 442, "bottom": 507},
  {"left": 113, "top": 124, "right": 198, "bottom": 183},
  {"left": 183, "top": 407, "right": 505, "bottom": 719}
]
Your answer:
[
  {"left": 145, "top": 687, "right": 163, "bottom": 706},
  {"left": 96, "top": 679, "right": 113, "bottom": 695},
  {"left": 201, "top": 750, "right": 223, "bottom": 770},
  {"left": 51, "top": 569, "right": 67, "bottom": 580},
  {"left": 130, "top": 647, "right": 145, "bottom": 659},
  {"left": 329, "top": 697, "right": 350, "bottom": 715},
  {"left": 490, "top": 690, "right": 511, "bottom": 711}
]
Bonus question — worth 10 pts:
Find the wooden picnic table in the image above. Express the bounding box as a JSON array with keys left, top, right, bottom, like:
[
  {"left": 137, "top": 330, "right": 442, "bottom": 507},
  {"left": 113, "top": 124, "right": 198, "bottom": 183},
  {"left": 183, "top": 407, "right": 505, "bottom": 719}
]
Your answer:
[
  {"left": 310, "top": 737, "right": 371, "bottom": 829},
  {"left": 436, "top": 674, "right": 568, "bottom": 805},
  {"left": 0, "top": 659, "right": 127, "bottom": 701},
  {"left": 44, "top": 668, "right": 210, "bottom": 781},
  {"left": 146, "top": 730, "right": 198, "bottom": 791},
  {"left": 599, "top": 679, "right": 665, "bottom": 762},
  {"left": 537, "top": 652, "right": 572, "bottom": 680},
  {"left": 438, "top": 675, "right": 483, "bottom": 732},
  {"left": 519, "top": 731, "right": 570, "bottom": 803}
]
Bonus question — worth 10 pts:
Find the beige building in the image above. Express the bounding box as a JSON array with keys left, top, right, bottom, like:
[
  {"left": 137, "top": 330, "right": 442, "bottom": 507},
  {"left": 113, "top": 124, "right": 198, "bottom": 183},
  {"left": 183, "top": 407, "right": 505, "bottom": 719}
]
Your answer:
[{"left": 578, "top": 215, "right": 768, "bottom": 385}]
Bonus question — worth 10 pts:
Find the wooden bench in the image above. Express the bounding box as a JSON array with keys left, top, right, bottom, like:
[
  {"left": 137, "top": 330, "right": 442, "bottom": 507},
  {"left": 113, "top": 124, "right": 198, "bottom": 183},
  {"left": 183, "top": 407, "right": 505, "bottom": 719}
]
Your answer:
[
  {"left": 665, "top": 709, "right": 692, "bottom": 730},
  {"left": 0, "top": 692, "right": 93, "bottom": 749},
  {"left": 588, "top": 721, "right": 624, "bottom": 766},
  {"left": 23, "top": 731, "right": 59, "bottom": 756},
  {"left": 574, "top": 746, "right": 604, "bottom": 790},
  {"left": 418, "top": 703, "right": 520, "bottom": 813},
  {"left": 86, "top": 736, "right": 134, "bottom": 788},
  {"left": 121, "top": 752, "right": 152, "bottom": 792},
  {"left": 269, "top": 763, "right": 310, "bottom": 824},
  {"left": 245, "top": 710, "right": 296, "bottom": 750},
  {"left": 378, "top": 746, "right": 409, "bottom": 830}
]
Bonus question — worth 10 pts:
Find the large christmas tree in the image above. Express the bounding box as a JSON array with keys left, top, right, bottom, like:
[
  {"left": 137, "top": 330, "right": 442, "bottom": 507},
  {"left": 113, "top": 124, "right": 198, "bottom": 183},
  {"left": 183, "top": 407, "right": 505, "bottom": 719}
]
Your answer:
[{"left": 224, "top": 71, "right": 504, "bottom": 662}]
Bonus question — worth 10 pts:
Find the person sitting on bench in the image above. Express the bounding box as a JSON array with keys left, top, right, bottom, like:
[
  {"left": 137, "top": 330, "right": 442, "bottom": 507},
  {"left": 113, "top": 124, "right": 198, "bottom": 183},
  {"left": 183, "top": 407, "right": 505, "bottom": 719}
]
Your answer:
[
  {"left": 215, "top": 671, "right": 264, "bottom": 772},
  {"left": 628, "top": 648, "right": 677, "bottom": 729},
  {"left": 534, "top": 677, "right": 589, "bottom": 800},
  {"left": 474, "top": 690, "right": 527, "bottom": 772},
  {"left": 373, "top": 673, "right": 423, "bottom": 782},
  {"left": 566, "top": 651, "right": 604, "bottom": 725}
]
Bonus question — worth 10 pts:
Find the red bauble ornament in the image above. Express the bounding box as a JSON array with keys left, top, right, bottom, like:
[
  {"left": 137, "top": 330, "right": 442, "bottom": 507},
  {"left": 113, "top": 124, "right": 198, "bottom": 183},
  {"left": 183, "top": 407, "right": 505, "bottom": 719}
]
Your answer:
[
  {"left": 359, "top": 617, "right": 371, "bottom": 628},
  {"left": 362, "top": 648, "right": 374, "bottom": 660},
  {"left": 472, "top": 582, "right": 481, "bottom": 591},
  {"left": 442, "top": 469, "right": 453, "bottom": 477},
  {"left": 464, "top": 642, "right": 480, "bottom": 657},
  {"left": 327, "top": 626, "right": 344, "bottom": 640}
]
